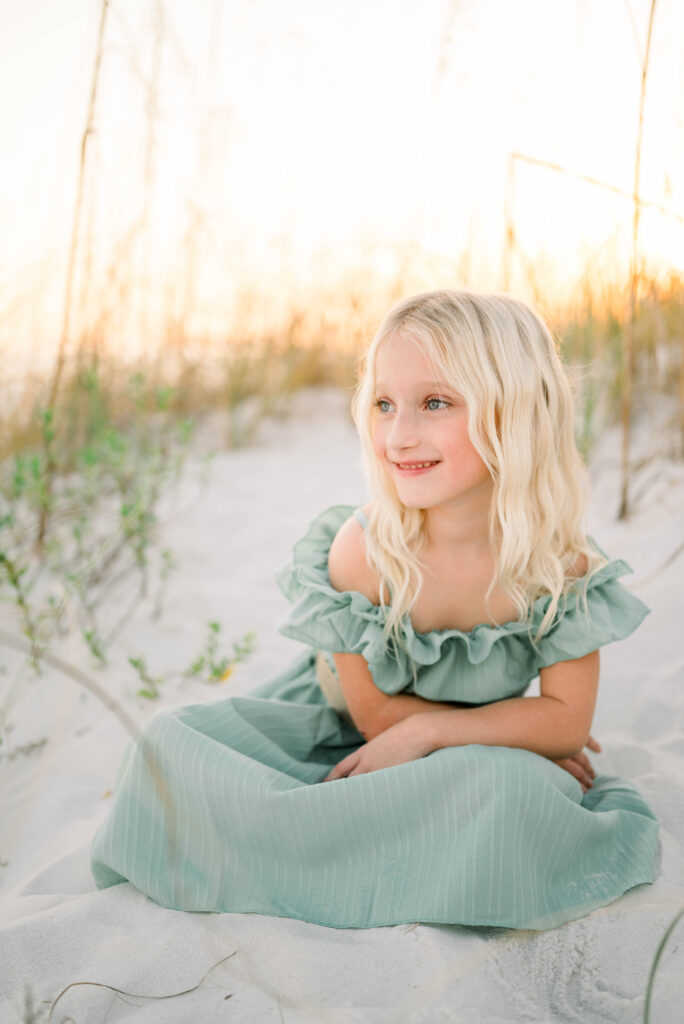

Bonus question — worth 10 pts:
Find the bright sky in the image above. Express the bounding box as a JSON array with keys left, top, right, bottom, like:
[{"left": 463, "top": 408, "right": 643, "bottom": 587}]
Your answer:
[{"left": 1, "top": 0, "right": 683, "bottom": 354}]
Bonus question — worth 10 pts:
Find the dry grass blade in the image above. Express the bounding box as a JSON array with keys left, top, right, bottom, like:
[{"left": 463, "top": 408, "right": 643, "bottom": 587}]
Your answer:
[
  {"left": 509, "top": 151, "right": 684, "bottom": 225},
  {"left": 0, "top": 628, "right": 182, "bottom": 873},
  {"left": 631, "top": 537, "right": 684, "bottom": 588},
  {"left": 38, "top": 0, "right": 111, "bottom": 552},
  {"left": 46, "top": 0, "right": 110, "bottom": 413},
  {"left": 643, "top": 907, "right": 684, "bottom": 1023},
  {"left": 46, "top": 950, "right": 237, "bottom": 1022},
  {"left": 619, "top": 0, "right": 658, "bottom": 520},
  {"left": 0, "top": 628, "right": 139, "bottom": 740}
]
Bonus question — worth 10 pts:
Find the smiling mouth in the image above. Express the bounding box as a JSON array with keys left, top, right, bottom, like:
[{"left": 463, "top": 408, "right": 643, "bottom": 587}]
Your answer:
[{"left": 394, "top": 461, "right": 440, "bottom": 471}]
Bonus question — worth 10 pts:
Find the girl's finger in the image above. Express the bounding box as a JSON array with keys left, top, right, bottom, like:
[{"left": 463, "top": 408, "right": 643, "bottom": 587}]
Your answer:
[
  {"left": 572, "top": 752, "right": 595, "bottom": 778},
  {"left": 323, "top": 758, "right": 351, "bottom": 782},
  {"left": 556, "top": 757, "right": 592, "bottom": 789},
  {"left": 586, "top": 735, "right": 602, "bottom": 753},
  {"left": 566, "top": 760, "right": 585, "bottom": 782}
]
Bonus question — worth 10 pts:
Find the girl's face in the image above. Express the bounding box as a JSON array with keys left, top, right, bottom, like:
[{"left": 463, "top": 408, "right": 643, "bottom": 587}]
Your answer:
[{"left": 371, "top": 333, "right": 492, "bottom": 513}]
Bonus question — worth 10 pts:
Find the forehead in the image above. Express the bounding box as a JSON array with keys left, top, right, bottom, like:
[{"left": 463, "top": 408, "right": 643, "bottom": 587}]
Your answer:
[{"left": 373, "top": 332, "right": 449, "bottom": 387}]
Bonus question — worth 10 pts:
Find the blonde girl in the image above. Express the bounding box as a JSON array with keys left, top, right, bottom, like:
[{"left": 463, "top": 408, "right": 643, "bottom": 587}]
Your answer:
[{"left": 92, "top": 289, "right": 658, "bottom": 931}]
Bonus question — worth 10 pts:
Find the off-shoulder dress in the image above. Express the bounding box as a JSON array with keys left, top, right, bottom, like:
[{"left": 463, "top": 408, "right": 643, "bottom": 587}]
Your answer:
[{"left": 91, "top": 505, "right": 659, "bottom": 930}]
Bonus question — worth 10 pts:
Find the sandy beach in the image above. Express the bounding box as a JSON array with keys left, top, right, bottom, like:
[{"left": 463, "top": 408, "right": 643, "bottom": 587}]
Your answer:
[{"left": 1, "top": 389, "right": 683, "bottom": 1023}]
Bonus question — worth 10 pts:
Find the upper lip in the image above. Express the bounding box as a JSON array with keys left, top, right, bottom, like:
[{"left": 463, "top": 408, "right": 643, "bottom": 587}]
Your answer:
[{"left": 393, "top": 460, "right": 439, "bottom": 468}]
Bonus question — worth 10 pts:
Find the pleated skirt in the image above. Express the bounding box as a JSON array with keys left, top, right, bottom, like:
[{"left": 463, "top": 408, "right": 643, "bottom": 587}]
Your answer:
[{"left": 91, "top": 651, "right": 659, "bottom": 930}]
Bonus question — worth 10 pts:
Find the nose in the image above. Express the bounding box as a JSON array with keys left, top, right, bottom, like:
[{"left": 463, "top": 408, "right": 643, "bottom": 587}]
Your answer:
[{"left": 387, "top": 409, "right": 420, "bottom": 453}]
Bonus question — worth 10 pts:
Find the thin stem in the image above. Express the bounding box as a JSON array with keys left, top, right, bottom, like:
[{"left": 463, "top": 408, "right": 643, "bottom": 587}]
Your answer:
[
  {"left": 502, "top": 154, "right": 516, "bottom": 291},
  {"left": 643, "top": 907, "right": 684, "bottom": 1023},
  {"left": 619, "top": 0, "right": 657, "bottom": 520},
  {"left": 679, "top": 291, "right": 684, "bottom": 456},
  {"left": 509, "top": 151, "right": 683, "bottom": 225},
  {"left": 0, "top": 627, "right": 138, "bottom": 740},
  {"left": 38, "top": 0, "right": 110, "bottom": 550},
  {"left": 47, "top": 0, "right": 110, "bottom": 412}
]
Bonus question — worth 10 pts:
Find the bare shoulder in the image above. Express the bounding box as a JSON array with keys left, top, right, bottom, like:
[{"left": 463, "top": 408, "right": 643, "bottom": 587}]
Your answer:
[
  {"left": 328, "top": 511, "right": 380, "bottom": 603},
  {"left": 567, "top": 550, "right": 589, "bottom": 580}
]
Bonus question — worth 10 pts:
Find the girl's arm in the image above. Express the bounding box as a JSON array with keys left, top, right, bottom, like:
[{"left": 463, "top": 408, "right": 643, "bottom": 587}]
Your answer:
[
  {"left": 326, "top": 650, "right": 599, "bottom": 788},
  {"left": 413, "top": 649, "right": 600, "bottom": 760},
  {"left": 329, "top": 517, "right": 458, "bottom": 738},
  {"left": 332, "top": 650, "right": 464, "bottom": 739},
  {"left": 328, "top": 515, "right": 599, "bottom": 764},
  {"left": 329, "top": 517, "right": 466, "bottom": 736},
  {"left": 334, "top": 648, "right": 599, "bottom": 759}
]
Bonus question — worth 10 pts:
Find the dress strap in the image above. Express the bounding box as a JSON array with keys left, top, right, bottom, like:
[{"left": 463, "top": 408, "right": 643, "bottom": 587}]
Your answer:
[{"left": 353, "top": 507, "right": 368, "bottom": 529}]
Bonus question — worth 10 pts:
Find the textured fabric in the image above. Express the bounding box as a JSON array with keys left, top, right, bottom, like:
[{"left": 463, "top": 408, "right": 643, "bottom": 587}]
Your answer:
[{"left": 91, "top": 505, "right": 659, "bottom": 930}]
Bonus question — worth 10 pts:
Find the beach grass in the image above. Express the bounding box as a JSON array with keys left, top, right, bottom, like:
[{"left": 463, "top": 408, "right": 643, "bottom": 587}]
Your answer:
[{"left": 1, "top": 268, "right": 682, "bottom": 727}]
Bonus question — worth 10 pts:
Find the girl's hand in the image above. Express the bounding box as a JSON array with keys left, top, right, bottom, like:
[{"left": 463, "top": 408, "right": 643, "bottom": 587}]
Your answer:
[
  {"left": 553, "top": 735, "right": 602, "bottom": 793},
  {"left": 322, "top": 717, "right": 434, "bottom": 781}
]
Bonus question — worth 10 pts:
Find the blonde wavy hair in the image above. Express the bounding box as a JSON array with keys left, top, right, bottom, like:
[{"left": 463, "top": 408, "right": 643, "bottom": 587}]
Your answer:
[{"left": 351, "top": 289, "right": 604, "bottom": 646}]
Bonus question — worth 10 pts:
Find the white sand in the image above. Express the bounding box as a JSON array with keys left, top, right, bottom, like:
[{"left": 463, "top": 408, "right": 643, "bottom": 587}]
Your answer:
[{"left": 1, "top": 389, "right": 683, "bottom": 1023}]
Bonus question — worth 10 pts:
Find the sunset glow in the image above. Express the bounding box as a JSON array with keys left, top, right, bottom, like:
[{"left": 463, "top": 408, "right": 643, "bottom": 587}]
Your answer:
[{"left": 1, "top": 0, "right": 683, "bottom": 362}]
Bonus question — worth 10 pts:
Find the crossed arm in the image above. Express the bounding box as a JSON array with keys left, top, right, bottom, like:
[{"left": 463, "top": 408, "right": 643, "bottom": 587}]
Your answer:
[
  {"left": 324, "top": 514, "right": 601, "bottom": 787},
  {"left": 323, "top": 648, "right": 601, "bottom": 787}
]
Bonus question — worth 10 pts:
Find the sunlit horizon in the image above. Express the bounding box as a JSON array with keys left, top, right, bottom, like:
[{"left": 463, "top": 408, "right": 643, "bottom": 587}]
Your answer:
[{"left": 2, "top": 0, "right": 683, "bottom": 367}]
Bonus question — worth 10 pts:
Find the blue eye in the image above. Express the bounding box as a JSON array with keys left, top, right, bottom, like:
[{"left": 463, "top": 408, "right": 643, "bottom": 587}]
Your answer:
[
  {"left": 375, "top": 399, "right": 393, "bottom": 413},
  {"left": 426, "top": 397, "right": 449, "bottom": 411}
]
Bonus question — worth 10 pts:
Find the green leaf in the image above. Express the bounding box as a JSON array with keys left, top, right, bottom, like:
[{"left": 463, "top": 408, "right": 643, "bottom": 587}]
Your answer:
[
  {"left": 209, "top": 658, "right": 230, "bottom": 680},
  {"left": 155, "top": 387, "right": 176, "bottom": 411},
  {"left": 186, "top": 655, "right": 206, "bottom": 677},
  {"left": 177, "top": 419, "right": 195, "bottom": 443},
  {"left": 83, "top": 628, "right": 105, "bottom": 663},
  {"left": 80, "top": 446, "right": 99, "bottom": 467}
]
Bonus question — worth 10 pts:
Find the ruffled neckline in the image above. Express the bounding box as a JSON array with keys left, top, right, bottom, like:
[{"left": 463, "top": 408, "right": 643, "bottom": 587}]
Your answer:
[
  {"left": 276, "top": 504, "right": 639, "bottom": 670},
  {"left": 289, "top": 504, "right": 632, "bottom": 635}
]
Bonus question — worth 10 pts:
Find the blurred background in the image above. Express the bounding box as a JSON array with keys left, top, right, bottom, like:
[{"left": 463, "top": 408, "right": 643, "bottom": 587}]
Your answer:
[
  {"left": 0, "top": 0, "right": 683, "bottom": 665},
  {"left": 2, "top": 0, "right": 683, "bottom": 446}
]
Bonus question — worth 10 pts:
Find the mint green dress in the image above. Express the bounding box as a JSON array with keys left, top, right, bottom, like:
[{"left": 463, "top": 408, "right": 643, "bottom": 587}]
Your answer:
[{"left": 91, "top": 505, "right": 658, "bottom": 930}]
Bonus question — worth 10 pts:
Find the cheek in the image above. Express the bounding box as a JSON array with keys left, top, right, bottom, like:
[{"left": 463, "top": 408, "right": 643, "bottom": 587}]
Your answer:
[
  {"left": 370, "top": 417, "right": 387, "bottom": 459},
  {"left": 456, "top": 438, "right": 490, "bottom": 479},
  {"left": 444, "top": 423, "right": 488, "bottom": 475}
]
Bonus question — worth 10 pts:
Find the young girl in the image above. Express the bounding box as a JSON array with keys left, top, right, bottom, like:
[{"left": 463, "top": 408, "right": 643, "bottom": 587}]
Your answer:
[{"left": 92, "top": 290, "right": 658, "bottom": 930}]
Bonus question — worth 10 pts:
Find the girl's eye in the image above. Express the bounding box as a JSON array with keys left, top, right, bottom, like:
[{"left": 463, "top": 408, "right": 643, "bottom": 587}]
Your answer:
[
  {"left": 426, "top": 397, "right": 449, "bottom": 411},
  {"left": 375, "top": 399, "right": 393, "bottom": 413}
]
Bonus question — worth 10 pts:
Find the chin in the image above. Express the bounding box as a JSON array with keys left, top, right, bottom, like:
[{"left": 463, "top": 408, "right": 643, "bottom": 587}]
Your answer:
[{"left": 395, "top": 490, "right": 434, "bottom": 510}]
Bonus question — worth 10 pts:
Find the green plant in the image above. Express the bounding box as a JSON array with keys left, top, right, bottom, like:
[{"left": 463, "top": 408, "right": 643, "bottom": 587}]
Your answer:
[
  {"left": 184, "top": 622, "right": 257, "bottom": 683},
  {"left": 556, "top": 272, "right": 684, "bottom": 462},
  {"left": 0, "top": 371, "right": 198, "bottom": 731},
  {"left": 643, "top": 907, "right": 684, "bottom": 1023},
  {"left": 128, "top": 655, "right": 162, "bottom": 700},
  {"left": 128, "top": 623, "right": 257, "bottom": 700}
]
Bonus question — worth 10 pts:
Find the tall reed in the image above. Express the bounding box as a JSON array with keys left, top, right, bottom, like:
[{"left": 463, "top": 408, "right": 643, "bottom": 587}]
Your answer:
[{"left": 620, "top": 0, "right": 659, "bottom": 519}]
